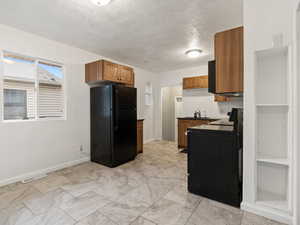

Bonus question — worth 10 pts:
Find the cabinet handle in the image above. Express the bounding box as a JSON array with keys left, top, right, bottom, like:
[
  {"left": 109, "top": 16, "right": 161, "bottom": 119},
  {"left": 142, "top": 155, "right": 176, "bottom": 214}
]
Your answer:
[{"left": 185, "top": 130, "right": 191, "bottom": 136}]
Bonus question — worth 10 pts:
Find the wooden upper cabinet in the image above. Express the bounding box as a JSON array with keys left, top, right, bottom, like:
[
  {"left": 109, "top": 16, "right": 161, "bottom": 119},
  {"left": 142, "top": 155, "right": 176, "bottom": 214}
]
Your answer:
[
  {"left": 183, "top": 76, "right": 208, "bottom": 89},
  {"left": 85, "top": 60, "right": 135, "bottom": 86},
  {"left": 118, "top": 65, "right": 134, "bottom": 86},
  {"left": 215, "top": 26, "right": 244, "bottom": 93}
]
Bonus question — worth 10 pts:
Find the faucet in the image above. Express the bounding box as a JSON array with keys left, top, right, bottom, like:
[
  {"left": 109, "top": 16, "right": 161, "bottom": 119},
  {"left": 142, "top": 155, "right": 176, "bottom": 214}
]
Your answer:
[{"left": 194, "top": 110, "right": 201, "bottom": 119}]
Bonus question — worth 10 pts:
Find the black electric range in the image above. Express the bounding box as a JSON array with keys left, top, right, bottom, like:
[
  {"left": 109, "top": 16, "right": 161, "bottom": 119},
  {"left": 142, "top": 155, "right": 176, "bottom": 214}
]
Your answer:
[{"left": 187, "top": 108, "right": 243, "bottom": 208}]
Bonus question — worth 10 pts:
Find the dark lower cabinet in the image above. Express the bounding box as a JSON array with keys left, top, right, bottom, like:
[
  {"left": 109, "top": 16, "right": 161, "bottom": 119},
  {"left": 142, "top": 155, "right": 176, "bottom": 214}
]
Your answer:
[{"left": 187, "top": 128, "right": 242, "bottom": 207}]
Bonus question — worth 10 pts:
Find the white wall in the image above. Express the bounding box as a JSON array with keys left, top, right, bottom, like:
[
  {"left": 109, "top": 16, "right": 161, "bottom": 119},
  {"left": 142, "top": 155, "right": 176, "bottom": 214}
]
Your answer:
[
  {"left": 294, "top": 1, "right": 300, "bottom": 225},
  {"left": 159, "top": 65, "right": 208, "bottom": 87},
  {"left": 243, "top": 0, "right": 295, "bottom": 224},
  {"left": 134, "top": 67, "right": 158, "bottom": 142},
  {"left": 0, "top": 24, "right": 158, "bottom": 185},
  {"left": 182, "top": 89, "right": 243, "bottom": 118}
]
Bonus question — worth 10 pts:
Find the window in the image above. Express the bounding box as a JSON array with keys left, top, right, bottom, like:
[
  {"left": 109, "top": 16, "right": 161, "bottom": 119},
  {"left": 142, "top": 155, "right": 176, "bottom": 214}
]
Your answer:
[
  {"left": 2, "top": 52, "right": 65, "bottom": 121},
  {"left": 38, "top": 62, "right": 64, "bottom": 118},
  {"left": 4, "top": 89, "right": 27, "bottom": 120}
]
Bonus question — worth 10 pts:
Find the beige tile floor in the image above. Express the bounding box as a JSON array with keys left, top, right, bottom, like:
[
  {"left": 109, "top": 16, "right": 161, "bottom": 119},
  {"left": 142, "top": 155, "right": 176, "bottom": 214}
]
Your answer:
[{"left": 0, "top": 141, "right": 286, "bottom": 225}]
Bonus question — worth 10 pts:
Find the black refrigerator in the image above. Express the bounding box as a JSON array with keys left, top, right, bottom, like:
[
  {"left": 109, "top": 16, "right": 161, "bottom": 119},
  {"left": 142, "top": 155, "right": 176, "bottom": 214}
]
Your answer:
[{"left": 90, "top": 84, "right": 137, "bottom": 168}]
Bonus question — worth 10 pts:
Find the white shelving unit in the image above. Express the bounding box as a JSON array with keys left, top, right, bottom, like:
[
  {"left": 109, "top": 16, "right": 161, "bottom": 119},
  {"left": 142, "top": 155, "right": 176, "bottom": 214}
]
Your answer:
[{"left": 254, "top": 46, "right": 293, "bottom": 216}]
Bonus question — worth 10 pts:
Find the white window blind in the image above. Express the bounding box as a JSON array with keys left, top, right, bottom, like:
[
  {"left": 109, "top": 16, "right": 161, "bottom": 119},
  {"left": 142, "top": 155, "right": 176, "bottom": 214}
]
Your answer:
[
  {"left": 3, "top": 80, "right": 36, "bottom": 119},
  {"left": 38, "top": 62, "right": 64, "bottom": 119},
  {"left": 39, "top": 85, "right": 63, "bottom": 118}
]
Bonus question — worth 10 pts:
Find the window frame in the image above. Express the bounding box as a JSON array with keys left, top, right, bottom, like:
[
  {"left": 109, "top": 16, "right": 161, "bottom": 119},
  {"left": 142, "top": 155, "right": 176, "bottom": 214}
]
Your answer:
[{"left": 0, "top": 50, "right": 66, "bottom": 122}]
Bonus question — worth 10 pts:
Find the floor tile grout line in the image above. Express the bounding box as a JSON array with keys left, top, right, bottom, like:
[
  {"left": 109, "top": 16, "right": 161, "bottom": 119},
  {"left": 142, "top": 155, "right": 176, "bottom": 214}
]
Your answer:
[
  {"left": 129, "top": 216, "right": 158, "bottom": 225},
  {"left": 183, "top": 197, "right": 203, "bottom": 225}
]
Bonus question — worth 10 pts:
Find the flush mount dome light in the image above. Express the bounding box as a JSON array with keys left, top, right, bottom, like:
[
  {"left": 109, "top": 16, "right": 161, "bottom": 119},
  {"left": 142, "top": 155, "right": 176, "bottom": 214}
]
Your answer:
[
  {"left": 185, "top": 49, "right": 203, "bottom": 58},
  {"left": 91, "top": 0, "right": 112, "bottom": 6}
]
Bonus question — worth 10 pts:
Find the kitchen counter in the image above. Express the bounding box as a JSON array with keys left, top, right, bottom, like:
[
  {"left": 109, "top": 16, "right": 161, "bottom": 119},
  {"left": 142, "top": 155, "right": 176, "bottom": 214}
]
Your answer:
[{"left": 189, "top": 124, "right": 234, "bottom": 132}]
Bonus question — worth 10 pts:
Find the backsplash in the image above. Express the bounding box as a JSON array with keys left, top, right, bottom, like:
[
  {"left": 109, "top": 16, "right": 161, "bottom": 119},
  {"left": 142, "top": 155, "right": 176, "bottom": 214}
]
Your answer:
[{"left": 183, "top": 89, "right": 243, "bottom": 118}]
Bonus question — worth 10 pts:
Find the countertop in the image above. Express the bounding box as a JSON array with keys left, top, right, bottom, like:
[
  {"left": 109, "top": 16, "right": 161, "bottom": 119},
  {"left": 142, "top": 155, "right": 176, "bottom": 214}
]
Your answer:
[
  {"left": 177, "top": 117, "right": 219, "bottom": 121},
  {"left": 189, "top": 124, "right": 234, "bottom": 132}
]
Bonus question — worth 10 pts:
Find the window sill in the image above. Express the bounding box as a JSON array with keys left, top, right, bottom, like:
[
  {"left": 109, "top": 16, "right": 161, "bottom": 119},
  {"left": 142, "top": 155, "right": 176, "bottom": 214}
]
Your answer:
[{"left": 2, "top": 117, "right": 66, "bottom": 123}]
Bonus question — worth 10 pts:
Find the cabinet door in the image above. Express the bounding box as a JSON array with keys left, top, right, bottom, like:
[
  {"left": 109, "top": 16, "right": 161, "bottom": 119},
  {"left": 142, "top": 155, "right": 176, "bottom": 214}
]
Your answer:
[
  {"left": 178, "top": 120, "right": 187, "bottom": 148},
  {"left": 215, "top": 27, "right": 243, "bottom": 93},
  {"left": 199, "top": 76, "right": 208, "bottom": 88},
  {"left": 103, "top": 60, "right": 119, "bottom": 82},
  {"left": 118, "top": 65, "right": 134, "bottom": 85},
  {"left": 85, "top": 60, "right": 101, "bottom": 83},
  {"left": 183, "top": 76, "right": 208, "bottom": 89},
  {"left": 183, "top": 121, "right": 190, "bottom": 148},
  {"left": 183, "top": 78, "right": 191, "bottom": 89},
  {"left": 137, "top": 120, "right": 143, "bottom": 153}
]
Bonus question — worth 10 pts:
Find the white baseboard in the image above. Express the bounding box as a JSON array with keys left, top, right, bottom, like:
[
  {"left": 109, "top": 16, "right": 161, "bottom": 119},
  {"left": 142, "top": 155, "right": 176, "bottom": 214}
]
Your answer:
[
  {"left": 241, "top": 202, "right": 293, "bottom": 225},
  {"left": 144, "top": 138, "right": 157, "bottom": 144},
  {"left": 0, "top": 157, "right": 90, "bottom": 187}
]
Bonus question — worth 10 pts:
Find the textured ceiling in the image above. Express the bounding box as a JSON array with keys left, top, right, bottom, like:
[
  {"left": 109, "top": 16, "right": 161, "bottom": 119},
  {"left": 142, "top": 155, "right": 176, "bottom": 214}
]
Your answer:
[{"left": 0, "top": 0, "right": 242, "bottom": 72}]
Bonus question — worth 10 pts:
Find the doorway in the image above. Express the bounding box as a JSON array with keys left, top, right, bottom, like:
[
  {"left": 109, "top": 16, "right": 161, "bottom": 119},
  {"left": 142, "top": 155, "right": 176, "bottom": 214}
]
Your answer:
[{"left": 161, "top": 86, "right": 182, "bottom": 142}]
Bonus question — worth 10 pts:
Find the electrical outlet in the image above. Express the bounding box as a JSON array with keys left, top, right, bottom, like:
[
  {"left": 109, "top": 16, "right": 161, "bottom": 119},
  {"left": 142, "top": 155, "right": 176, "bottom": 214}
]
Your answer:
[{"left": 80, "top": 145, "right": 84, "bottom": 152}]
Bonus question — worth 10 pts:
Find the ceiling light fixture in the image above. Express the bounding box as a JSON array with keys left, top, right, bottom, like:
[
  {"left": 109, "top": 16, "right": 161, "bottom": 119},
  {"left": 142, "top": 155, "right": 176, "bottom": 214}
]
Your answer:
[
  {"left": 185, "top": 49, "right": 203, "bottom": 58},
  {"left": 91, "top": 0, "right": 112, "bottom": 6}
]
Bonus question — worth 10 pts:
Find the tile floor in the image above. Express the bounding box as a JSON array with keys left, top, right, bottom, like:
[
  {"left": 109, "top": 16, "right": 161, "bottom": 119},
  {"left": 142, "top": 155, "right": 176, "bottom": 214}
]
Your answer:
[{"left": 0, "top": 141, "right": 286, "bottom": 225}]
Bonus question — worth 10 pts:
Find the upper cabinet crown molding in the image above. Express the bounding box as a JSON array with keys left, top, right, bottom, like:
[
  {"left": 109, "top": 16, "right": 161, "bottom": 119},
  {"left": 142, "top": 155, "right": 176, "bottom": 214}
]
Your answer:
[
  {"left": 85, "top": 60, "right": 134, "bottom": 87},
  {"left": 183, "top": 75, "right": 208, "bottom": 89},
  {"left": 214, "top": 26, "right": 244, "bottom": 93}
]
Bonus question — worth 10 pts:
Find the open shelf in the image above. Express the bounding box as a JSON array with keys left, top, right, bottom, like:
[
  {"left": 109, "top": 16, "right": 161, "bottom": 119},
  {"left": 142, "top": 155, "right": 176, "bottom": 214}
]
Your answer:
[
  {"left": 256, "top": 104, "right": 289, "bottom": 107},
  {"left": 144, "top": 82, "right": 153, "bottom": 106},
  {"left": 256, "top": 106, "right": 288, "bottom": 159},
  {"left": 145, "top": 82, "right": 153, "bottom": 94},
  {"left": 256, "top": 158, "right": 290, "bottom": 166},
  {"left": 255, "top": 46, "right": 288, "bottom": 105},
  {"left": 254, "top": 45, "right": 293, "bottom": 218},
  {"left": 256, "top": 162, "right": 289, "bottom": 212}
]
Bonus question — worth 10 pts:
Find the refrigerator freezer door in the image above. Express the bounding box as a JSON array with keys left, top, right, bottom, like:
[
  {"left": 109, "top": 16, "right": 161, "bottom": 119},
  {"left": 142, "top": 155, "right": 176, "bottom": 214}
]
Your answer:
[{"left": 90, "top": 86, "right": 113, "bottom": 167}]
